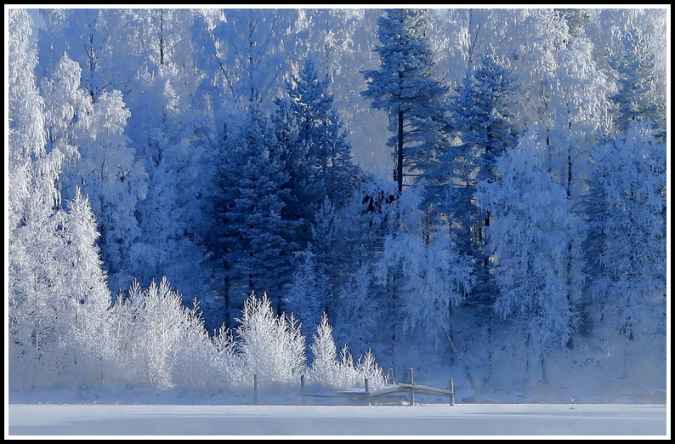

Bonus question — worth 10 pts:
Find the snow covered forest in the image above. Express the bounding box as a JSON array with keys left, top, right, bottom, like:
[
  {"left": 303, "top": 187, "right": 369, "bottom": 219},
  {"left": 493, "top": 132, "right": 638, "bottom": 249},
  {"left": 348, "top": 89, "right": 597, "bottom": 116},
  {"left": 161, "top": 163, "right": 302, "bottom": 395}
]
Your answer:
[{"left": 6, "top": 7, "right": 667, "bottom": 400}]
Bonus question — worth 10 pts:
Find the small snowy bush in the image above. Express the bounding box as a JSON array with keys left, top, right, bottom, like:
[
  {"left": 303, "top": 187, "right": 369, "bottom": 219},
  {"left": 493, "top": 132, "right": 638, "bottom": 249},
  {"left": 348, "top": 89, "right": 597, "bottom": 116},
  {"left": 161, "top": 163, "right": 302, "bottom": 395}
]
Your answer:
[
  {"left": 235, "top": 292, "right": 307, "bottom": 387},
  {"left": 309, "top": 313, "right": 386, "bottom": 390}
]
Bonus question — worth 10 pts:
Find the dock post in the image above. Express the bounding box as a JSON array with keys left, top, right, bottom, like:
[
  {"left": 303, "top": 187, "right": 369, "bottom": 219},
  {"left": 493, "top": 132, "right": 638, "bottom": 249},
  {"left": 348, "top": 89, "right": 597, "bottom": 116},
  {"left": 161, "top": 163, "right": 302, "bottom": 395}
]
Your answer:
[
  {"left": 449, "top": 378, "right": 455, "bottom": 406},
  {"left": 365, "top": 378, "right": 371, "bottom": 406},
  {"left": 301, "top": 374, "right": 306, "bottom": 405},
  {"left": 253, "top": 374, "right": 258, "bottom": 405}
]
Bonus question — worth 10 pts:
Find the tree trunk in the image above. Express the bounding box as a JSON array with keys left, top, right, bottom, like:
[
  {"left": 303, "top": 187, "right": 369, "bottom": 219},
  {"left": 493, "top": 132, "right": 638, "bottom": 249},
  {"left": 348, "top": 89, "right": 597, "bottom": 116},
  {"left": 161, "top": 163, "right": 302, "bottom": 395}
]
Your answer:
[
  {"left": 442, "top": 324, "right": 477, "bottom": 393},
  {"left": 397, "top": 108, "right": 404, "bottom": 194},
  {"left": 224, "top": 277, "right": 231, "bottom": 330},
  {"left": 621, "top": 335, "right": 630, "bottom": 379}
]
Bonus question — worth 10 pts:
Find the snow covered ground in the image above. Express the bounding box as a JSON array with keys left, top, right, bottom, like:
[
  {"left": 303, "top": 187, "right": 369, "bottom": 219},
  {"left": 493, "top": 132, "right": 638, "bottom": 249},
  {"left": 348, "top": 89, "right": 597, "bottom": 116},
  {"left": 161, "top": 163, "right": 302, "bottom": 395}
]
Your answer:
[
  {"left": 6, "top": 332, "right": 669, "bottom": 438},
  {"left": 6, "top": 384, "right": 669, "bottom": 438}
]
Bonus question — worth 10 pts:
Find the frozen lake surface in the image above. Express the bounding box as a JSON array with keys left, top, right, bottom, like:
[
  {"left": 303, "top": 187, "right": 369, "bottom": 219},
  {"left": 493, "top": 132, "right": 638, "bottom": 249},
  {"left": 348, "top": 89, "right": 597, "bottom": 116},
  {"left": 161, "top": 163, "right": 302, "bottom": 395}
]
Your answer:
[{"left": 8, "top": 403, "right": 668, "bottom": 437}]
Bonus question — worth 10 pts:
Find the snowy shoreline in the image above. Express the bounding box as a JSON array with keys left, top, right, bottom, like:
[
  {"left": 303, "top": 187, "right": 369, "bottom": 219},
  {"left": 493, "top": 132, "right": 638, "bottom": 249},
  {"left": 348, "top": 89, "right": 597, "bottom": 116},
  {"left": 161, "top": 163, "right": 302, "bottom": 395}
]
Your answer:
[{"left": 8, "top": 402, "right": 668, "bottom": 437}]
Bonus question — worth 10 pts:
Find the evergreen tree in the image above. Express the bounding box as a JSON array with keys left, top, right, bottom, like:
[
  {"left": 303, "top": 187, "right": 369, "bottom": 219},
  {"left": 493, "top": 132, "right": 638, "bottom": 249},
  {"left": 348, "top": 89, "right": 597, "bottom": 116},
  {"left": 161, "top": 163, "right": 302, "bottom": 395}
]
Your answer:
[
  {"left": 609, "top": 27, "right": 666, "bottom": 141},
  {"left": 214, "top": 104, "right": 296, "bottom": 320},
  {"left": 286, "top": 248, "right": 329, "bottom": 340},
  {"left": 288, "top": 56, "right": 360, "bottom": 207},
  {"left": 61, "top": 188, "right": 114, "bottom": 386},
  {"left": 275, "top": 56, "right": 361, "bottom": 247},
  {"left": 273, "top": 96, "right": 316, "bottom": 247},
  {"left": 361, "top": 9, "right": 448, "bottom": 193},
  {"left": 438, "top": 49, "right": 518, "bottom": 314}
]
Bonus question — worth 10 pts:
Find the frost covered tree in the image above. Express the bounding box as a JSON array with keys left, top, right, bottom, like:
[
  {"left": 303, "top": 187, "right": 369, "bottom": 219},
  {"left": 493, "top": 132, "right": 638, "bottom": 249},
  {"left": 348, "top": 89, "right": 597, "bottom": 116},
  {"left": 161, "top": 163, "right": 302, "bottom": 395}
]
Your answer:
[
  {"left": 235, "top": 292, "right": 306, "bottom": 386},
  {"left": 511, "top": 10, "right": 611, "bottom": 351},
  {"left": 434, "top": 49, "right": 519, "bottom": 335},
  {"left": 107, "top": 277, "right": 215, "bottom": 388},
  {"left": 37, "top": 9, "right": 142, "bottom": 101},
  {"left": 476, "top": 121, "right": 583, "bottom": 385},
  {"left": 213, "top": 103, "right": 296, "bottom": 320},
  {"left": 586, "top": 121, "right": 666, "bottom": 378},
  {"left": 287, "top": 56, "right": 360, "bottom": 207},
  {"left": 609, "top": 26, "right": 666, "bottom": 141},
  {"left": 308, "top": 312, "right": 339, "bottom": 385},
  {"left": 200, "top": 9, "right": 299, "bottom": 108},
  {"left": 7, "top": 8, "right": 47, "bottom": 231},
  {"left": 8, "top": 10, "right": 112, "bottom": 389},
  {"left": 123, "top": 65, "right": 215, "bottom": 311},
  {"left": 8, "top": 9, "right": 76, "bottom": 386},
  {"left": 60, "top": 189, "right": 114, "bottom": 386},
  {"left": 362, "top": 9, "right": 448, "bottom": 193},
  {"left": 40, "top": 55, "right": 147, "bottom": 293},
  {"left": 308, "top": 313, "right": 386, "bottom": 390},
  {"left": 321, "top": 174, "right": 397, "bottom": 355},
  {"left": 286, "top": 249, "right": 329, "bottom": 340},
  {"left": 376, "top": 186, "right": 475, "bottom": 387}
]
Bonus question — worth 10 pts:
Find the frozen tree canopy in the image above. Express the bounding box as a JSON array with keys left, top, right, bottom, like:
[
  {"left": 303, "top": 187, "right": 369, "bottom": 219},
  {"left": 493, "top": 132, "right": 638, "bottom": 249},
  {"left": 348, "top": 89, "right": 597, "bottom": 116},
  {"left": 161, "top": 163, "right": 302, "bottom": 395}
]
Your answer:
[{"left": 6, "top": 7, "right": 667, "bottom": 405}]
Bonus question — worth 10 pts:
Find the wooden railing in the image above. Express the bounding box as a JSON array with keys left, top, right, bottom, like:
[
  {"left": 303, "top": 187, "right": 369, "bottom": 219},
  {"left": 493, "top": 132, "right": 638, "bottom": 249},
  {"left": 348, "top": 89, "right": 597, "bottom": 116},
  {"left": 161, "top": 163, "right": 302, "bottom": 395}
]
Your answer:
[
  {"left": 336, "top": 368, "right": 455, "bottom": 406},
  {"left": 249, "top": 369, "right": 455, "bottom": 406}
]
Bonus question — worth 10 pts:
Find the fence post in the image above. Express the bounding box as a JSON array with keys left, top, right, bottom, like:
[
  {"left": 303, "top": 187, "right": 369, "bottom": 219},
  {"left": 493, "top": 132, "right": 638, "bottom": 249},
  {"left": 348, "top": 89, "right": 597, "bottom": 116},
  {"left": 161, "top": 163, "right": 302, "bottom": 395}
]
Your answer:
[
  {"left": 449, "top": 378, "right": 455, "bottom": 406},
  {"left": 253, "top": 374, "right": 258, "bottom": 405},
  {"left": 301, "top": 374, "right": 306, "bottom": 406},
  {"left": 407, "top": 368, "right": 415, "bottom": 406}
]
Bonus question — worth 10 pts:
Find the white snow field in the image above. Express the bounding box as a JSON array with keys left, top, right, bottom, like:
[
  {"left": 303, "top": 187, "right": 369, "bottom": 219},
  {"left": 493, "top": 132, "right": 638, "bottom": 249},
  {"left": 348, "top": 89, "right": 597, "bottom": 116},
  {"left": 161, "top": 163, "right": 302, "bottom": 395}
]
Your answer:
[
  {"left": 7, "top": 381, "right": 669, "bottom": 439},
  {"left": 7, "top": 402, "right": 667, "bottom": 437}
]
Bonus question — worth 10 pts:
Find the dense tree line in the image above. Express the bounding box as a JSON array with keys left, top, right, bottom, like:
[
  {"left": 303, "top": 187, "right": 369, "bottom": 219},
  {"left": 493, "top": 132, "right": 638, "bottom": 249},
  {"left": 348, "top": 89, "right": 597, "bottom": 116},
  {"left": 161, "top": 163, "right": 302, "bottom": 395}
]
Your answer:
[{"left": 7, "top": 8, "right": 666, "bottom": 393}]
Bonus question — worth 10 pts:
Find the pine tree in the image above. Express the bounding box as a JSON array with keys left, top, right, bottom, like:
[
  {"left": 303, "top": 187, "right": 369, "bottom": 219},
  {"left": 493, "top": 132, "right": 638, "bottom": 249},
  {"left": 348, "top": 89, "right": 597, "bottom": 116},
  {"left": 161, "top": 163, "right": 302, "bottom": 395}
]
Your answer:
[
  {"left": 61, "top": 188, "right": 114, "bottom": 386},
  {"left": 276, "top": 56, "right": 361, "bottom": 248},
  {"left": 361, "top": 9, "right": 448, "bottom": 193},
  {"left": 214, "top": 103, "right": 296, "bottom": 319},
  {"left": 273, "top": 96, "right": 316, "bottom": 247},
  {"left": 288, "top": 56, "right": 360, "bottom": 207},
  {"left": 438, "top": 49, "right": 518, "bottom": 314},
  {"left": 609, "top": 26, "right": 666, "bottom": 141},
  {"left": 309, "top": 313, "right": 340, "bottom": 386},
  {"left": 286, "top": 248, "right": 329, "bottom": 340}
]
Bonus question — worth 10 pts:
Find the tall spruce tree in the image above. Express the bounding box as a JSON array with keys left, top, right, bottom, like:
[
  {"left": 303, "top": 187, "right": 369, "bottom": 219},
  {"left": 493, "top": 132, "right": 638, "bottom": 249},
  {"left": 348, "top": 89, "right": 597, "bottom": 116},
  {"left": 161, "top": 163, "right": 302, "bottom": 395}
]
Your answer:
[
  {"left": 436, "top": 50, "right": 519, "bottom": 356},
  {"left": 214, "top": 103, "right": 296, "bottom": 322},
  {"left": 276, "top": 56, "right": 361, "bottom": 248},
  {"left": 361, "top": 9, "right": 448, "bottom": 193},
  {"left": 609, "top": 27, "right": 666, "bottom": 142},
  {"left": 288, "top": 56, "right": 360, "bottom": 207}
]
